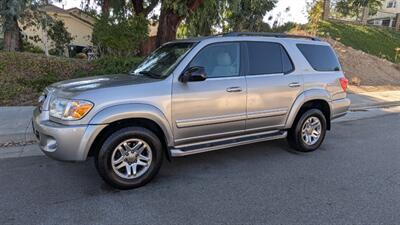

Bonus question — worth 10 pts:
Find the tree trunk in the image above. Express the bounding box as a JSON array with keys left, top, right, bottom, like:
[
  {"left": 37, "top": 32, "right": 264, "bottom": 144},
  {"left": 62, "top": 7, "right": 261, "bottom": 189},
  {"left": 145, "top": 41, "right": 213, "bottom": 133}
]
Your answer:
[
  {"left": 132, "top": 0, "right": 145, "bottom": 15},
  {"left": 132, "top": 0, "right": 160, "bottom": 56},
  {"left": 322, "top": 0, "right": 330, "bottom": 20},
  {"left": 102, "top": 0, "right": 110, "bottom": 17},
  {"left": 132, "top": 0, "right": 159, "bottom": 16},
  {"left": 43, "top": 31, "right": 49, "bottom": 56},
  {"left": 395, "top": 13, "right": 400, "bottom": 31},
  {"left": 155, "top": 0, "right": 204, "bottom": 47},
  {"left": 3, "top": 16, "right": 22, "bottom": 52},
  {"left": 361, "top": 6, "right": 369, "bottom": 24},
  {"left": 156, "top": 7, "right": 181, "bottom": 47}
]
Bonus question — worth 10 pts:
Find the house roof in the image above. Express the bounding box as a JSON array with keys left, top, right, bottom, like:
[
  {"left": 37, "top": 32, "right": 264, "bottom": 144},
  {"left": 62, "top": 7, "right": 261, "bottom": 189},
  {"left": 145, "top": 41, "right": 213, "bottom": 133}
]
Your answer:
[{"left": 40, "top": 4, "right": 95, "bottom": 27}]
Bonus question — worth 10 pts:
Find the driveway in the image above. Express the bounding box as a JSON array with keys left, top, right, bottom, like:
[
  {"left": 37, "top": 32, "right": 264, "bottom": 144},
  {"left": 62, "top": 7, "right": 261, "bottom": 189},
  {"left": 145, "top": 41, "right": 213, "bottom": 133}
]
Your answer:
[{"left": 0, "top": 113, "right": 399, "bottom": 224}]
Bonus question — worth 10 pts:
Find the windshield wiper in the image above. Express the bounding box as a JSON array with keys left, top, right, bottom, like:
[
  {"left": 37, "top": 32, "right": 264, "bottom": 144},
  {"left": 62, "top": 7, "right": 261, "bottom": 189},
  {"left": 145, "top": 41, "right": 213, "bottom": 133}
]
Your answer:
[{"left": 138, "top": 71, "right": 162, "bottom": 79}]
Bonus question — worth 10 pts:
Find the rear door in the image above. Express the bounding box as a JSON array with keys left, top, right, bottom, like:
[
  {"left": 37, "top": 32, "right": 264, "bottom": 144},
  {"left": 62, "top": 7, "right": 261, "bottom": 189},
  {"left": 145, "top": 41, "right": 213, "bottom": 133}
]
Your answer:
[{"left": 244, "top": 41, "right": 302, "bottom": 131}]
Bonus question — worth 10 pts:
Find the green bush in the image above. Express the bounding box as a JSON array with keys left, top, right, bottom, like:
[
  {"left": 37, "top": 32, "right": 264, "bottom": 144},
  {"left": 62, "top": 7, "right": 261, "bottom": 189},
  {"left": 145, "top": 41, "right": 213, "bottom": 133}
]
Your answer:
[
  {"left": 22, "top": 41, "right": 44, "bottom": 54},
  {"left": 49, "top": 48, "right": 61, "bottom": 56},
  {"left": 0, "top": 51, "right": 93, "bottom": 105},
  {"left": 0, "top": 51, "right": 144, "bottom": 105},
  {"left": 82, "top": 56, "right": 143, "bottom": 76},
  {"left": 92, "top": 15, "right": 148, "bottom": 56},
  {"left": 0, "top": 61, "right": 4, "bottom": 72}
]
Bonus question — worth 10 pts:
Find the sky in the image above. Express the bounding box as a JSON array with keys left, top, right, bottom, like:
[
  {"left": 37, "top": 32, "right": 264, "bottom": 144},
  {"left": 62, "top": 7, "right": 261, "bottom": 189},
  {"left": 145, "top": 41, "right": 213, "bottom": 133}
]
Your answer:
[
  {"left": 54, "top": 0, "right": 310, "bottom": 25},
  {"left": 265, "top": 0, "right": 310, "bottom": 25}
]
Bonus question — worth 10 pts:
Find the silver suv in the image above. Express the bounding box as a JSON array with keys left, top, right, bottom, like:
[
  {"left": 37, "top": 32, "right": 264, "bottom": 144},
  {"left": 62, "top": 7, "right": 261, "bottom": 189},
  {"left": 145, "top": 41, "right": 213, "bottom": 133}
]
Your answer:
[{"left": 32, "top": 33, "right": 350, "bottom": 189}]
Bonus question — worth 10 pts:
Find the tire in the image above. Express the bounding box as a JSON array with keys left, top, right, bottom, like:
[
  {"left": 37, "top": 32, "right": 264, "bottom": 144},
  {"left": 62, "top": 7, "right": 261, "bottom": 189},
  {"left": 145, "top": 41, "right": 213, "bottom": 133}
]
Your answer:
[
  {"left": 95, "top": 127, "right": 163, "bottom": 189},
  {"left": 287, "top": 109, "right": 327, "bottom": 152}
]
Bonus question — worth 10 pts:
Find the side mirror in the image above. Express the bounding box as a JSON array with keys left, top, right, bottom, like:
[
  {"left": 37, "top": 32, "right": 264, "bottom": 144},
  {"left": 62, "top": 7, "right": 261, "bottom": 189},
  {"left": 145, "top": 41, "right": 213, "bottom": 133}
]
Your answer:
[{"left": 180, "top": 66, "right": 207, "bottom": 83}]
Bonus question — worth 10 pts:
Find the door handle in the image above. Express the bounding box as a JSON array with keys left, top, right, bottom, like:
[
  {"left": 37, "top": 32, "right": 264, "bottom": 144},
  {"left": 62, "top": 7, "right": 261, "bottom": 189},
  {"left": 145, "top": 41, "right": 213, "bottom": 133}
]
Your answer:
[
  {"left": 288, "top": 82, "right": 301, "bottom": 88},
  {"left": 226, "top": 87, "right": 242, "bottom": 92}
]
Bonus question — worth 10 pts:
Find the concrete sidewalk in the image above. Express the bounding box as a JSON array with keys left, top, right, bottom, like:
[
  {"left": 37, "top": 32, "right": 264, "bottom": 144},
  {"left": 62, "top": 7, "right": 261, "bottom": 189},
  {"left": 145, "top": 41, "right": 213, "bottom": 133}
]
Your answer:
[
  {"left": 1, "top": 90, "right": 400, "bottom": 145},
  {"left": 348, "top": 90, "right": 400, "bottom": 110},
  {"left": 0, "top": 106, "right": 35, "bottom": 144}
]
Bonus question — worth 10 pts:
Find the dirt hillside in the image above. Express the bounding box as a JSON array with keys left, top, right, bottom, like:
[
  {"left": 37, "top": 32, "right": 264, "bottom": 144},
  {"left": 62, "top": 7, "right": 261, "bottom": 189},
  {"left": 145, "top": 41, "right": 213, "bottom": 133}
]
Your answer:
[
  {"left": 289, "top": 30, "right": 400, "bottom": 92},
  {"left": 326, "top": 38, "right": 400, "bottom": 92}
]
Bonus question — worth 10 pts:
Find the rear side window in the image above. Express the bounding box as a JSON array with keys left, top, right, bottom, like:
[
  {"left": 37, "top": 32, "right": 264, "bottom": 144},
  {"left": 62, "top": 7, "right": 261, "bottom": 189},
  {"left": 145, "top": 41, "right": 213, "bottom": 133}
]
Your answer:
[
  {"left": 297, "top": 44, "right": 341, "bottom": 71},
  {"left": 246, "top": 42, "right": 294, "bottom": 75}
]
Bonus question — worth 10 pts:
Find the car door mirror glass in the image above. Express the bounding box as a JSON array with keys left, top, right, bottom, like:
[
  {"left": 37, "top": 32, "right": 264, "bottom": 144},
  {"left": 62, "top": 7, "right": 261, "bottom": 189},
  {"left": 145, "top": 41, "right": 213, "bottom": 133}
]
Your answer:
[{"left": 180, "top": 66, "right": 207, "bottom": 82}]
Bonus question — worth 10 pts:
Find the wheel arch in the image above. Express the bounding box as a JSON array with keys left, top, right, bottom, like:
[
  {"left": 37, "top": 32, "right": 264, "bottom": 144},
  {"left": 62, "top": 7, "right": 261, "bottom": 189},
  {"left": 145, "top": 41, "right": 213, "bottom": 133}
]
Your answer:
[
  {"left": 285, "top": 90, "right": 332, "bottom": 130},
  {"left": 85, "top": 104, "right": 173, "bottom": 160}
]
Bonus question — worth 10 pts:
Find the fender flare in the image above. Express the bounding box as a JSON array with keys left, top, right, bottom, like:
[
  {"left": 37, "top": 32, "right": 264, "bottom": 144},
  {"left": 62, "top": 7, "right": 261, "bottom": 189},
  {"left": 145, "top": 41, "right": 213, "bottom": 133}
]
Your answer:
[
  {"left": 88, "top": 103, "right": 174, "bottom": 147},
  {"left": 285, "top": 89, "right": 332, "bottom": 129}
]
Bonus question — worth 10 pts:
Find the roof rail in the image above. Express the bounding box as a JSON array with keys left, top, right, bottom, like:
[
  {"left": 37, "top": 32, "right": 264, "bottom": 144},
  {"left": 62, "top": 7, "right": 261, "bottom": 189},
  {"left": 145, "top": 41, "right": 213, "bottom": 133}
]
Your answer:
[{"left": 222, "top": 32, "right": 321, "bottom": 41}]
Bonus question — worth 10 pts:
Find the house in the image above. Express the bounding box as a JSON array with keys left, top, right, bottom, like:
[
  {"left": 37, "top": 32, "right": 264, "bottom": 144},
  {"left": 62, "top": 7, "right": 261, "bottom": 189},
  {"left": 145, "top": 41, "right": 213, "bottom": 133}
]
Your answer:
[
  {"left": 1, "top": 4, "right": 158, "bottom": 55},
  {"left": 21, "top": 4, "right": 96, "bottom": 56},
  {"left": 368, "top": 0, "right": 400, "bottom": 30}
]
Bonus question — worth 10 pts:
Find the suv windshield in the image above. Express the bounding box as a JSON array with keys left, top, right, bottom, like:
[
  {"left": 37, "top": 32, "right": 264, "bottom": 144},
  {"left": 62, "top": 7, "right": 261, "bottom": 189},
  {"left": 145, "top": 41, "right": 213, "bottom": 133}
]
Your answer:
[{"left": 132, "top": 42, "right": 195, "bottom": 79}]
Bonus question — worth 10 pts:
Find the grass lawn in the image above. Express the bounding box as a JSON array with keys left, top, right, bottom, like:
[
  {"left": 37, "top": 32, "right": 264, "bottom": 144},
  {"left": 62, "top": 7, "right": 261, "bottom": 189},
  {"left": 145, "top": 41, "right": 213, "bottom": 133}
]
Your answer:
[{"left": 318, "top": 20, "right": 400, "bottom": 63}]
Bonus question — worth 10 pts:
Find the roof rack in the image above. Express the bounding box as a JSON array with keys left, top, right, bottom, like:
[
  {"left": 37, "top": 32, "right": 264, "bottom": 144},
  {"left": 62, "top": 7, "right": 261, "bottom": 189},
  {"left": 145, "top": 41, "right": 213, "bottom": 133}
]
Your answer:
[{"left": 222, "top": 32, "right": 321, "bottom": 41}]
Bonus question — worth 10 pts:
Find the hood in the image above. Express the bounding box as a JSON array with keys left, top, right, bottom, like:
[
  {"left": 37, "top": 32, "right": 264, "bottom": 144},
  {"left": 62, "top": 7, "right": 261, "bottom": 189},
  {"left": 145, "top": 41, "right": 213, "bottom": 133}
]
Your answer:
[{"left": 49, "top": 74, "right": 159, "bottom": 96}]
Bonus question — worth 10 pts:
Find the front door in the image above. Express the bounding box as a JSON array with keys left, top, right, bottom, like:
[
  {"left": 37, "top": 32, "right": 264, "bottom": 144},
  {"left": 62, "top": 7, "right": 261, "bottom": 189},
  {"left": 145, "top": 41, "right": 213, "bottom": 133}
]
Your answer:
[
  {"left": 172, "top": 42, "right": 246, "bottom": 145},
  {"left": 244, "top": 41, "right": 302, "bottom": 131}
]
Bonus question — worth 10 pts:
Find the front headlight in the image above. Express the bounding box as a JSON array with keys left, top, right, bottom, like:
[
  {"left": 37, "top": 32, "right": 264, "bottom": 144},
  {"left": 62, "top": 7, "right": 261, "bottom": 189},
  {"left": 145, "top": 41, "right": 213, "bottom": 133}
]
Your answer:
[{"left": 49, "top": 98, "right": 94, "bottom": 120}]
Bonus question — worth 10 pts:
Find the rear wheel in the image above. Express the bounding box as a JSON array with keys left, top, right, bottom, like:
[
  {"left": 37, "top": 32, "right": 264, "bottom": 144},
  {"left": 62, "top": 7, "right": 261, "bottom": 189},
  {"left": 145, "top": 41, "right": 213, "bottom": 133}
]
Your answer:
[
  {"left": 95, "top": 127, "right": 163, "bottom": 189},
  {"left": 287, "top": 109, "right": 327, "bottom": 152}
]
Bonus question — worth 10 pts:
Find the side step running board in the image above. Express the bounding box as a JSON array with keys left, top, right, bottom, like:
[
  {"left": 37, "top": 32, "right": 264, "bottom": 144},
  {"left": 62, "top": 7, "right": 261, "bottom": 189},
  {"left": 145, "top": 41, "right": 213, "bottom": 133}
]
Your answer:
[{"left": 170, "top": 130, "right": 287, "bottom": 157}]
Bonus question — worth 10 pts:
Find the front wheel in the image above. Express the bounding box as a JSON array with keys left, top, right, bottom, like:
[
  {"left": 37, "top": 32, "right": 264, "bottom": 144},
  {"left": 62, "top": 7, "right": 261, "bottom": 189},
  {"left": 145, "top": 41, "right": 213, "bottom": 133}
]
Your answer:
[
  {"left": 287, "top": 109, "right": 327, "bottom": 152},
  {"left": 95, "top": 127, "right": 163, "bottom": 189}
]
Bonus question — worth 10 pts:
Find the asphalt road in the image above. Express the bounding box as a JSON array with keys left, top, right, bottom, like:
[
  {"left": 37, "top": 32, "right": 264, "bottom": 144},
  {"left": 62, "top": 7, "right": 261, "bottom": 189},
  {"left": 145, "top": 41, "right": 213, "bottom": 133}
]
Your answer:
[{"left": 1, "top": 113, "right": 400, "bottom": 225}]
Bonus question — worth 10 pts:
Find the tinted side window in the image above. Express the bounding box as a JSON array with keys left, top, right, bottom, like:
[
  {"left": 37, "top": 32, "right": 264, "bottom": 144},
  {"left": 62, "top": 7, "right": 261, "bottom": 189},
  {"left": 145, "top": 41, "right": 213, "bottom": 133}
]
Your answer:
[
  {"left": 297, "top": 44, "right": 341, "bottom": 71},
  {"left": 246, "top": 42, "right": 294, "bottom": 75},
  {"left": 189, "top": 43, "right": 240, "bottom": 78},
  {"left": 247, "top": 42, "right": 283, "bottom": 75},
  {"left": 282, "top": 48, "right": 294, "bottom": 73}
]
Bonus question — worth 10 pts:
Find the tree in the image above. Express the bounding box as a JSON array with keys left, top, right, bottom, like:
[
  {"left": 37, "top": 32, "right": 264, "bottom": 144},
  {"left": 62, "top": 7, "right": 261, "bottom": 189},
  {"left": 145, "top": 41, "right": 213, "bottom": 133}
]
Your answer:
[
  {"left": 179, "top": 0, "right": 277, "bottom": 38},
  {"left": 0, "top": 0, "right": 26, "bottom": 51},
  {"left": 0, "top": 0, "right": 63, "bottom": 52},
  {"left": 48, "top": 20, "right": 73, "bottom": 56},
  {"left": 156, "top": 0, "right": 205, "bottom": 47},
  {"left": 335, "top": 0, "right": 383, "bottom": 21},
  {"left": 131, "top": 0, "right": 160, "bottom": 55},
  {"left": 224, "top": 0, "right": 276, "bottom": 32},
  {"left": 323, "top": 0, "right": 330, "bottom": 20},
  {"left": 308, "top": 0, "right": 324, "bottom": 35},
  {"left": 180, "top": 0, "right": 222, "bottom": 37},
  {"left": 132, "top": 0, "right": 159, "bottom": 16},
  {"left": 22, "top": 8, "right": 54, "bottom": 56},
  {"left": 92, "top": 10, "right": 149, "bottom": 56}
]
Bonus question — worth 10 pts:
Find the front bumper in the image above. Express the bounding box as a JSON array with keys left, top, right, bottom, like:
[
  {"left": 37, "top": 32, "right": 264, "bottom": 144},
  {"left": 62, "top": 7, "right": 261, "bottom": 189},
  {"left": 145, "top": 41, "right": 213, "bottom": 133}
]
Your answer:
[
  {"left": 331, "top": 98, "right": 351, "bottom": 119},
  {"left": 32, "top": 107, "right": 106, "bottom": 162}
]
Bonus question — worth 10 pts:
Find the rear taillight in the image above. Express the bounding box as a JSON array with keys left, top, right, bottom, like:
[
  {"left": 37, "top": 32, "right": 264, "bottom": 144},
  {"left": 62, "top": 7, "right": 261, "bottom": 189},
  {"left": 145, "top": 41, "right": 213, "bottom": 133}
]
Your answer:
[{"left": 339, "top": 77, "right": 348, "bottom": 92}]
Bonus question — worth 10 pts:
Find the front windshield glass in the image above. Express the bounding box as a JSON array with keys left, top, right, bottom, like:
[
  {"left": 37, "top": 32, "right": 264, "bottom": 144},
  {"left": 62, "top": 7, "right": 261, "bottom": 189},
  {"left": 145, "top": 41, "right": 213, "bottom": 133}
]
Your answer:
[{"left": 132, "top": 42, "right": 195, "bottom": 79}]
